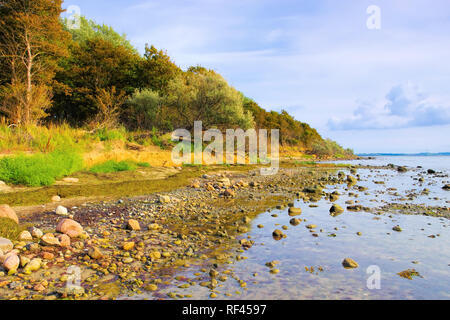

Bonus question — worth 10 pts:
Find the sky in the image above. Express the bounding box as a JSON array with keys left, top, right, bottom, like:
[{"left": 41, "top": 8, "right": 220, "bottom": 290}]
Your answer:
[{"left": 62, "top": 0, "right": 450, "bottom": 153}]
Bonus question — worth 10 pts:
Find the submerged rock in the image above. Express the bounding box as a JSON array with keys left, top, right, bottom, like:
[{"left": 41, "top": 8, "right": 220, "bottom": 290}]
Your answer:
[
  {"left": 342, "top": 258, "right": 359, "bottom": 269},
  {"left": 330, "top": 204, "right": 344, "bottom": 217},
  {"left": 288, "top": 207, "right": 302, "bottom": 216}
]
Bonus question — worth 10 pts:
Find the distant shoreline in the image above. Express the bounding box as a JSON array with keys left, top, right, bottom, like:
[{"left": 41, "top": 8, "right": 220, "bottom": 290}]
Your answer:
[{"left": 357, "top": 152, "right": 450, "bottom": 157}]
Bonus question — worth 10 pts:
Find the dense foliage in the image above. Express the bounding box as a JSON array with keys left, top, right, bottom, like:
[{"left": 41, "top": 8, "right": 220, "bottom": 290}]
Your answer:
[{"left": 0, "top": 1, "right": 352, "bottom": 157}]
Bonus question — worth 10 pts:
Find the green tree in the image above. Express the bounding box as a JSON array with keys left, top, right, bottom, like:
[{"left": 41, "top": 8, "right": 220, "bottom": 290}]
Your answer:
[
  {"left": 52, "top": 38, "right": 140, "bottom": 124},
  {"left": 165, "top": 68, "right": 254, "bottom": 130},
  {"left": 137, "top": 44, "right": 181, "bottom": 93},
  {"left": 62, "top": 16, "right": 137, "bottom": 53}
]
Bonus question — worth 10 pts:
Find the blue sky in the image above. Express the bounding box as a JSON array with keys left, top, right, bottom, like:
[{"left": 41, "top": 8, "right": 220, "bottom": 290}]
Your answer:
[{"left": 62, "top": 0, "right": 450, "bottom": 153}]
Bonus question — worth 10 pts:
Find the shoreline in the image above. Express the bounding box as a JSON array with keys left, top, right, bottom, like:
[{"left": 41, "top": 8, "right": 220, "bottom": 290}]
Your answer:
[{"left": 0, "top": 161, "right": 448, "bottom": 300}]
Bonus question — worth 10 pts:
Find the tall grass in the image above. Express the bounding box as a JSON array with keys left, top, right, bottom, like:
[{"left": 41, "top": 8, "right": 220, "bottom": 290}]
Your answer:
[
  {"left": 89, "top": 160, "right": 149, "bottom": 173},
  {"left": 0, "top": 149, "right": 83, "bottom": 186}
]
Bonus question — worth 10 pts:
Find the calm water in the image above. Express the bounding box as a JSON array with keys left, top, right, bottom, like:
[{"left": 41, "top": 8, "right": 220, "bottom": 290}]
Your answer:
[{"left": 132, "top": 156, "right": 450, "bottom": 300}]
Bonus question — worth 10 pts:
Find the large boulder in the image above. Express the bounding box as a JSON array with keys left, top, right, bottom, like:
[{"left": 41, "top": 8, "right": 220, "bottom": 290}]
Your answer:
[
  {"left": 56, "top": 219, "right": 83, "bottom": 238},
  {"left": 0, "top": 204, "right": 19, "bottom": 224}
]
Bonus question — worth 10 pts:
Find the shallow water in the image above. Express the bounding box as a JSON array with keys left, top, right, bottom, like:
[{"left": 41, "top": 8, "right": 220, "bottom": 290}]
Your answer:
[{"left": 131, "top": 156, "right": 450, "bottom": 300}]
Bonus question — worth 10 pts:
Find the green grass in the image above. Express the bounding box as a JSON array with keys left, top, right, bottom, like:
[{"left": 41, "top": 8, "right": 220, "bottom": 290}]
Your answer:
[
  {"left": 137, "top": 162, "right": 151, "bottom": 168},
  {"left": 0, "top": 149, "right": 83, "bottom": 187},
  {"left": 89, "top": 160, "right": 139, "bottom": 173}
]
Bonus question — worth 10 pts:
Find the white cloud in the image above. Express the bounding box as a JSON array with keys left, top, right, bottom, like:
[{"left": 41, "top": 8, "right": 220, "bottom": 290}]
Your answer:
[{"left": 328, "top": 83, "right": 450, "bottom": 130}]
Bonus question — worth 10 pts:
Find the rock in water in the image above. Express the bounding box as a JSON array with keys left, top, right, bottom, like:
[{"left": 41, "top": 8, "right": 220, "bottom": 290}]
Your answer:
[
  {"left": 443, "top": 184, "right": 450, "bottom": 190},
  {"left": 392, "top": 225, "right": 402, "bottom": 232},
  {"left": 288, "top": 207, "right": 302, "bottom": 216},
  {"left": 0, "top": 238, "right": 13, "bottom": 251},
  {"left": 272, "top": 229, "right": 284, "bottom": 240},
  {"left": 346, "top": 175, "right": 357, "bottom": 185},
  {"left": 55, "top": 206, "right": 68, "bottom": 216},
  {"left": 330, "top": 204, "right": 344, "bottom": 217},
  {"left": 56, "top": 219, "right": 83, "bottom": 238},
  {"left": 342, "top": 258, "right": 359, "bottom": 269},
  {"left": 0, "top": 204, "right": 19, "bottom": 224}
]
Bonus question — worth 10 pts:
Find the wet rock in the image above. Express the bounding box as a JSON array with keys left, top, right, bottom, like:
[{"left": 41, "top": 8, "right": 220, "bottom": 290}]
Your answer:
[
  {"left": 427, "top": 169, "right": 436, "bottom": 174},
  {"left": 443, "top": 184, "right": 450, "bottom": 190},
  {"left": 397, "top": 166, "right": 408, "bottom": 173},
  {"left": 41, "top": 233, "right": 60, "bottom": 246},
  {"left": 56, "top": 219, "right": 83, "bottom": 238},
  {"left": 342, "top": 258, "right": 359, "bottom": 269},
  {"left": 0, "top": 238, "right": 13, "bottom": 252},
  {"left": 127, "top": 219, "right": 141, "bottom": 231},
  {"left": 55, "top": 205, "right": 69, "bottom": 216},
  {"left": 306, "top": 224, "right": 317, "bottom": 229},
  {"left": 347, "top": 205, "right": 363, "bottom": 212},
  {"left": 23, "top": 258, "right": 42, "bottom": 273},
  {"left": 330, "top": 204, "right": 344, "bottom": 217},
  {"left": 0, "top": 204, "right": 19, "bottom": 224},
  {"left": 392, "top": 225, "right": 402, "bottom": 232},
  {"left": 288, "top": 207, "right": 302, "bottom": 216},
  {"left": 272, "top": 229, "right": 285, "bottom": 240},
  {"left": 346, "top": 175, "right": 357, "bottom": 185},
  {"left": 290, "top": 218, "right": 301, "bottom": 226}
]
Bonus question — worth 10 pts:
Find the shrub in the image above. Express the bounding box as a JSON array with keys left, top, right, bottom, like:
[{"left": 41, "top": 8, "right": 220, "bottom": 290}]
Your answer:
[
  {"left": 0, "top": 149, "right": 83, "bottom": 186},
  {"left": 92, "top": 127, "right": 127, "bottom": 142}
]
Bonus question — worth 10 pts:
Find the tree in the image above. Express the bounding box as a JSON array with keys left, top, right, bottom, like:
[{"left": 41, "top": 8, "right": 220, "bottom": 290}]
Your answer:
[
  {"left": 0, "top": 0, "right": 70, "bottom": 125},
  {"left": 52, "top": 38, "right": 140, "bottom": 124},
  {"left": 125, "top": 89, "right": 163, "bottom": 130},
  {"left": 137, "top": 44, "right": 181, "bottom": 93},
  {"left": 90, "top": 86, "right": 127, "bottom": 130},
  {"left": 62, "top": 15, "right": 137, "bottom": 53},
  {"left": 164, "top": 68, "right": 254, "bottom": 131}
]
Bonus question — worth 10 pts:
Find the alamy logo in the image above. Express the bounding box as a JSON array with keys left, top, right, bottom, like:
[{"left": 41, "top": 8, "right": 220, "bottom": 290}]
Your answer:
[
  {"left": 66, "top": 5, "right": 81, "bottom": 30},
  {"left": 367, "top": 5, "right": 381, "bottom": 30},
  {"left": 171, "top": 121, "right": 279, "bottom": 175}
]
